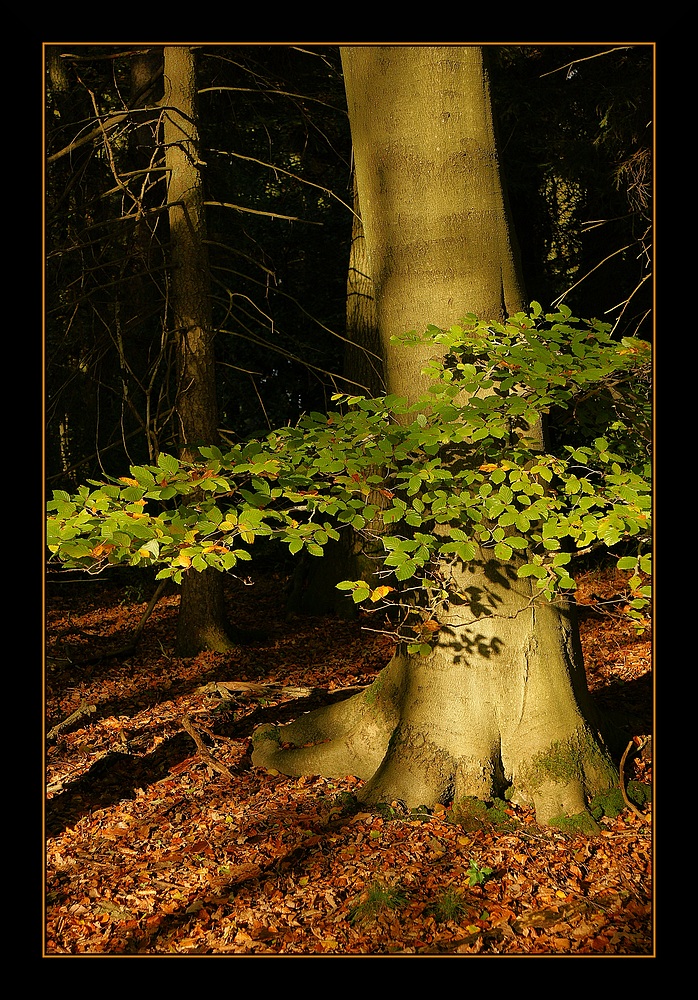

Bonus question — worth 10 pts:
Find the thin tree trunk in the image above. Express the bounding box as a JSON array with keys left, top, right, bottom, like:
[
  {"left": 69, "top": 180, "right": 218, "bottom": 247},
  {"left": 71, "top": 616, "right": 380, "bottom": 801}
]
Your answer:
[
  {"left": 163, "top": 46, "right": 219, "bottom": 453},
  {"left": 162, "top": 46, "right": 233, "bottom": 656},
  {"left": 344, "top": 173, "right": 384, "bottom": 397}
]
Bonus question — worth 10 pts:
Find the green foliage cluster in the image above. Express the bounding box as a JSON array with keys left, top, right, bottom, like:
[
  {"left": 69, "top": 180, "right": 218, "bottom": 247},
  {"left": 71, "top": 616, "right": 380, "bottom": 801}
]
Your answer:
[
  {"left": 466, "top": 860, "right": 494, "bottom": 887},
  {"left": 47, "top": 306, "right": 651, "bottom": 645}
]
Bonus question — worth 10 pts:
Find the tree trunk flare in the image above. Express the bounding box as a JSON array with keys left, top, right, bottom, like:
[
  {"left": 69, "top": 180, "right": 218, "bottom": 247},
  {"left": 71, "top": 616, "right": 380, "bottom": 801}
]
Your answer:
[{"left": 253, "top": 552, "right": 616, "bottom": 825}]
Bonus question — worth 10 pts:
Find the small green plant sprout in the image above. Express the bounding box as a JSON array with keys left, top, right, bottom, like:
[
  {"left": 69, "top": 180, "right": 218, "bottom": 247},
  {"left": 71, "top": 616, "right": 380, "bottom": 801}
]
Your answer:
[
  {"left": 467, "top": 859, "right": 493, "bottom": 887},
  {"left": 431, "top": 887, "right": 469, "bottom": 923},
  {"left": 347, "top": 881, "right": 408, "bottom": 924}
]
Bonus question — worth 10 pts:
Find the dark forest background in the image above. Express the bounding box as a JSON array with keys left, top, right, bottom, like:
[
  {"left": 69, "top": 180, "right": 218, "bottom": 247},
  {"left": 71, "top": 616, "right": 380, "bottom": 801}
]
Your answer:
[{"left": 45, "top": 44, "right": 652, "bottom": 492}]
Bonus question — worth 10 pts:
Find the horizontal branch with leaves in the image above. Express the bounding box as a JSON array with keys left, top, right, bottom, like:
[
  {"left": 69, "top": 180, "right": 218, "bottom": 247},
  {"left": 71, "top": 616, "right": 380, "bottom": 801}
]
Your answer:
[{"left": 47, "top": 305, "right": 651, "bottom": 646}]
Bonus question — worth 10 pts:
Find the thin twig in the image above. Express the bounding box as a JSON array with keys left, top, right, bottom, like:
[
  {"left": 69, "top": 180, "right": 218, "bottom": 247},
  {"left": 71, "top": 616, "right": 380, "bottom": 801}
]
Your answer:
[
  {"left": 205, "top": 200, "right": 322, "bottom": 224},
  {"left": 619, "top": 740, "right": 645, "bottom": 819},
  {"left": 539, "top": 47, "right": 633, "bottom": 78},
  {"left": 50, "top": 580, "right": 170, "bottom": 665}
]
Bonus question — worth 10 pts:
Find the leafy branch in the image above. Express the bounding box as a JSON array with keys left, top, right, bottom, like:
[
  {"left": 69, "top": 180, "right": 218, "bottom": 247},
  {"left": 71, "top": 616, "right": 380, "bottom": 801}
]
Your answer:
[{"left": 47, "top": 305, "right": 652, "bottom": 641}]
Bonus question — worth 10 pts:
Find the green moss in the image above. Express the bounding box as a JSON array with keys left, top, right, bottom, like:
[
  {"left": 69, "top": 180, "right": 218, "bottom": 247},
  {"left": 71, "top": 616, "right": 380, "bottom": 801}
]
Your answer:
[
  {"left": 548, "top": 810, "right": 601, "bottom": 835},
  {"left": 522, "top": 728, "right": 617, "bottom": 793},
  {"left": 589, "top": 781, "right": 651, "bottom": 820},
  {"left": 589, "top": 788, "right": 624, "bottom": 820},
  {"left": 332, "top": 791, "right": 359, "bottom": 816},
  {"left": 450, "top": 796, "right": 517, "bottom": 832},
  {"left": 362, "top": 675, "right": 385, "bottom": 707},
  {"left": 251, "top": 725, "right": 281, "bottom": 745},
  {"left": 409, "top": 804, "right": 433, "bottom": 823},
  {"left": 628, "top": 780, "right": 652, "bottom": 807}
]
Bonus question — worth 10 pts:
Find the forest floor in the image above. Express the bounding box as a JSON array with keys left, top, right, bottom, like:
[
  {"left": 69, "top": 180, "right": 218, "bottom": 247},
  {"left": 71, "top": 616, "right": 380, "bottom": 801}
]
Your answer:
[{"left": 45, "top": 563, "right": 653, "bottom": 957}]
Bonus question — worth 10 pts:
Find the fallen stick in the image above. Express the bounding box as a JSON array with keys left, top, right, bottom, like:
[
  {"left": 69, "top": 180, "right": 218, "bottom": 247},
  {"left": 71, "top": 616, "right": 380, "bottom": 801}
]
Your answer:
[
  {"left": 196, "top": 680, "right": 368, "bottom": 700},
  {"left": 53, "top": 580, "right": 170, "bottom": 665},
  {"left": 180, "top": 714, "right": 234, "bottom": 780},
  {"left": 47, "top": 699, "right": 97, "bottom": 741}
]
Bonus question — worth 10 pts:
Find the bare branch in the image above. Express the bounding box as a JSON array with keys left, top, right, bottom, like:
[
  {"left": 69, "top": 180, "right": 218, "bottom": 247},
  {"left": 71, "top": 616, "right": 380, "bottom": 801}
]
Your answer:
[
  {"left": 205, "top": 200, "right": 322, "bottom": 224},
  {"left": 208, "top": 147, "right": 358, "bottom": 220},
  {"left": 551, "top": 244, "right": 633, "bottom": 307},
  {"left": 197, "top": 84, "right": 346, "bottom": 114},
  {"left": 539, "top": 47, "right": 635, "bottom": 78},
  {"left": 47, "top": 113, "right": 130, "bottom": 164}
]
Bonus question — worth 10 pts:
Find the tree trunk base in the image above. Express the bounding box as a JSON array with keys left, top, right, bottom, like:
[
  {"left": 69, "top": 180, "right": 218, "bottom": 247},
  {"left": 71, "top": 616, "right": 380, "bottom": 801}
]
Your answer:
[
  {"left": 252, "top": 620, "right": 618, "bottom": 829},
  {"left": 174, "top": 569, "right": 238, "bottom": 657}
]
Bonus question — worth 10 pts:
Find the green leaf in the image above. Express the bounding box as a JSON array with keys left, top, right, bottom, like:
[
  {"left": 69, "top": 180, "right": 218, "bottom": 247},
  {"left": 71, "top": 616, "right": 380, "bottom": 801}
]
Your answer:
[
  {"left": 551, "top": 552, "right": 571, "bottom": 566},
  {"left": 616, "top": 556, "right": 638, "bottom": 570},
  {"left": 395, "top": 560, "right": 417, "bottom": 581},
  {"left": 494, "top": 542, "right": 513, "bottom": 561},
  {"left": 518, "top": 564, "right": 548, "bottom": 579},
  {"left": 507, "top": 536, "right": 529, "bottom": 550},
  {"left": 157, "top": 453, "right": 180, "bottom": 476},
  {"left": 440, "top": 541, "right": 477, "bottom": 563}
]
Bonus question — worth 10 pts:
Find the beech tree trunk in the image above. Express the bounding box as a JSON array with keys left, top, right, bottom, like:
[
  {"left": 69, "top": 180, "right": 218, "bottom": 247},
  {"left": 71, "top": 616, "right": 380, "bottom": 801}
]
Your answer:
[
  {"left": 252, "top": 46, "right": 618, "bottom": 827},
  {"left": 163, "top": 46, "right": 234, "bottom": 657}
]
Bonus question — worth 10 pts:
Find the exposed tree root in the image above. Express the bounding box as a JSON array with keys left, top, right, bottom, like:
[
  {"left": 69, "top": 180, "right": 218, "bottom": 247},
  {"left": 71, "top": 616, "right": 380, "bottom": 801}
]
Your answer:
[
  {"left": 252, "top": 662, "right": 404, "bottom": 782},
  {"left": 251, "top": 647, "right": 618, "bottom": 828}
]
